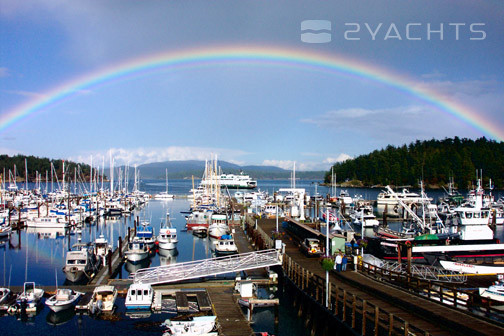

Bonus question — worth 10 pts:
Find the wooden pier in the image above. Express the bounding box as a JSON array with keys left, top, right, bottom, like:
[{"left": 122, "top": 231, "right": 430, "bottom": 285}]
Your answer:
[{"left": 249, "top": 215, "right": 504, "bottom": 336}]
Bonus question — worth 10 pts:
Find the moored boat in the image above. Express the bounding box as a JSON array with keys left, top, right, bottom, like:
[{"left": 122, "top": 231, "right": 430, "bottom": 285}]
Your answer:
[
  {"left": 162, "top": 315, "right": 218, "bottom": 336},
  {"left": 16, "top": 282, "right": 44, "bottom": 311},
  {"left": 45, "top": 288, "right": 82, "bottom": 312},
  {"left": 125, "top": 237, "right": 150, "bottom": 263},
  {"left": 88, "top": 285, "right": 117, "bottom": 313},
  {"left": 125, "top": 283, "right": 154, "bottom": 310}
]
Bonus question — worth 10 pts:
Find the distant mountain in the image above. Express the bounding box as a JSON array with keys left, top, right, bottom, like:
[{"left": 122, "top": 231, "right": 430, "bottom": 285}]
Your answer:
[{"left": 119, "top": 160, "right": 324, "bottom": 180}]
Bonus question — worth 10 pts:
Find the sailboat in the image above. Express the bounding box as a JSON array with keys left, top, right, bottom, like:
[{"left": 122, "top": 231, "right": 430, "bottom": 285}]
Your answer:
[{"left": 155, "top": 169, "right": 174, "bottom": 200}]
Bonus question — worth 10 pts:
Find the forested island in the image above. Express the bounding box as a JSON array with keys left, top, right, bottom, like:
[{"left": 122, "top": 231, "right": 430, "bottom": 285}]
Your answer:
[
  {"left": 325, "top": 137, "right": 504, "bottom": 189},
  {"left": 0, "top": 155, "right": 93, "bottom": 181}
]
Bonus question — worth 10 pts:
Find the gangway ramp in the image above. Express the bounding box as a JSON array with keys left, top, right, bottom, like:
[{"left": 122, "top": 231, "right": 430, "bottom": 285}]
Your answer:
[{"left": 134, "top": 249, "right": 281, "bottom": 285}]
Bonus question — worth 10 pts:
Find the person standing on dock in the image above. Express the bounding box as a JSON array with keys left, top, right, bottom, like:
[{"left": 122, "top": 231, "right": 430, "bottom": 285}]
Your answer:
[
  {"left": 342, "top": 254, "right": 348, "bottom": 271},
  {"left": 335, "top": 251, "right": 343, "bottom": 272}
]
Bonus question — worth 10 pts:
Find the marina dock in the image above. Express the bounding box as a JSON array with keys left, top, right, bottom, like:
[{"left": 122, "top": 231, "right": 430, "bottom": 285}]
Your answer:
[{"left": 250, "top": 215, "right": 504, "bottom": 336}]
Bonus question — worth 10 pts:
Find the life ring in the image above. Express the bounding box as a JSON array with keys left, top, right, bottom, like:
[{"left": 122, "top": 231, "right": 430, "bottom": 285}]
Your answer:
[{"left": 405, "top": 240, "right": 412, "bottom": 246}]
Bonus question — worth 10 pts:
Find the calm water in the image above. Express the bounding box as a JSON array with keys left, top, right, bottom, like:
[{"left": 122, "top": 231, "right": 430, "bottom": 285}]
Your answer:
[{"left": 1, "top": 179, "right": 503, "bottom": 335}]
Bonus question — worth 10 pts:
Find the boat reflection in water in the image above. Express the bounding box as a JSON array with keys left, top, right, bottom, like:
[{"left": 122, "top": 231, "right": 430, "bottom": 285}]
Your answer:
[
  {"left": 158, "top": 248, "right": 178, "bottom": 266},
  {"left": 46, "top": 308, "right": 76, "bottom": 326},
  {"left": 125, "top": 258, "right": 151, "bottom": 274}
]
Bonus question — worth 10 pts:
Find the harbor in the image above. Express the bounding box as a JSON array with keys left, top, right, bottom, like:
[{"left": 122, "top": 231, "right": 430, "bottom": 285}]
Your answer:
[{"left": 1, "top": 161, "right": 504, "bottom": 336}]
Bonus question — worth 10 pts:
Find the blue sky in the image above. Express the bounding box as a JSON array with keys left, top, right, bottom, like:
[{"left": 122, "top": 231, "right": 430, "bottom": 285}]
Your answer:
[{"left": 1, "top": 1, "right": 503, "bottom": 170}]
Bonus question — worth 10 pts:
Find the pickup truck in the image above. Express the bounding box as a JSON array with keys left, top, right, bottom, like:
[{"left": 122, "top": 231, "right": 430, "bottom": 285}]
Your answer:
[{"left": 299, "top": 238, "right": 323, "bottom": 257}]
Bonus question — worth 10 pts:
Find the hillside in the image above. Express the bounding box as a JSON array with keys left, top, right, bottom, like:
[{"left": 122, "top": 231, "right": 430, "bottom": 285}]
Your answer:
[
  {"left": 0, "top": 154, "right": 94, "bottom": 181},
  {"left": 128, "top": 160, "right": 324, "bottom": 180},
  {"left": 325, "top": 137, "right": 504, "bottom": 189}
]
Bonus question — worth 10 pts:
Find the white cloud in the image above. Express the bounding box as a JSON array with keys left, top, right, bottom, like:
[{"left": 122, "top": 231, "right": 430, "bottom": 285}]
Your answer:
[
  {"left": 69, "top": 146, "right": 249, "bottom": 166},
  {"left": 261, "top": 158, "right": 347, "bottom": 171},
  {"left": 323, "top": 154, "right": 352, "bottom": 164},
  {"left": 3, "top": 90, "right": 47, "bottom": 99}
]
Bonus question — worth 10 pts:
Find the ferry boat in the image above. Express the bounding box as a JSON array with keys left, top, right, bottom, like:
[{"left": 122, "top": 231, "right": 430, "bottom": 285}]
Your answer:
[
  {"left": 45, "top": 288, "right": 82, "bottom": 312},
  {"left": 200, "top": 171, "right": 257, "bottom": 189},
  {"left": 125, "top": 283, "right": 154, "bottom": 310}
]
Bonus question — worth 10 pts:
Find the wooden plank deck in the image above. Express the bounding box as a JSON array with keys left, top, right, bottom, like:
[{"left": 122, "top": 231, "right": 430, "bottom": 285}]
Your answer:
[
  {"left": 207, "top": 286, "right": 254, "bottom": 336},
  {"left": 257, "top": 217, "right": 504, "bottom": 336},
  {"left": 89, "top": 239, "right": 129, "bottom": 286}
]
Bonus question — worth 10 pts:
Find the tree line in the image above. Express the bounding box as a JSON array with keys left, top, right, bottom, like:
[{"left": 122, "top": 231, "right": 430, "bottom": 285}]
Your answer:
[
  {"left": 0, "top": 154, "right": 95, "bottom": 182},
  {"left": 325, "top": 137, "right": 504, "bottom": 189}
]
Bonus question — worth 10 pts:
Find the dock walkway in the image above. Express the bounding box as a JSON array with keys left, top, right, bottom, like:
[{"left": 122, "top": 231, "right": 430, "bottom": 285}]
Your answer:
[
  {"left": 89, "top": 238, "right": 129, "bottom": 286},
  {"left": 257, "top": 217, "right": 504, "bottom": 336}
]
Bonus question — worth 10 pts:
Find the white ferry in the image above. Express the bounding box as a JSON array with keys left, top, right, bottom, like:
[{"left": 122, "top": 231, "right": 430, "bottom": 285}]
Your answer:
[{"left": 200, "top": 171, "right": 257, "bottom": 189}]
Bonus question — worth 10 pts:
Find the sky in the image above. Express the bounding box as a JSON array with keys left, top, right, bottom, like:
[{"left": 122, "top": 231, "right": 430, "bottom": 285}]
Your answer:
[{"left": 1, "top": 0, "right": 503, "bottom": 171}]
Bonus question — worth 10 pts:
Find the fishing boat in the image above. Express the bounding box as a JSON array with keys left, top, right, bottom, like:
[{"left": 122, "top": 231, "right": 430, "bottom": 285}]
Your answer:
[
  {"left": 45, "top": 288, "right": 82, "bottom": 312},
  {"left": 162, "top": 315, "right": 218, "bottom": 336},
  {"left": 136, "top": 221, "right": 155, "bottom": 248},
  {"left": 125, "top": 237, "right": 150, "bottom": 263},
  {"left": 208, "top": 214, "right": 229, "bottom": 239},
  {"left": 479, "top": 281, "right": 504, "bottom": 302},
  {"left": 62, "top": 243, "right": 100, "bottom": 283},
  {"left": 125, "top": 283, "right": 154, "bottom": 310},
  {"left": 158, "top": 213, "right": 178, "bottom": 250},
  {"left": 16, "top": 282, "right": 44, "bottom": 311},
  {"left": 214, "top": 235, "right": 238, "bottom": 256},
  {"left": 377, "top": 187, "right": 431, "bottom": 217},
  {"left": 88, "top": 285, "right": 117, "bottom": 314},
  {"left": 351, "top": 206, "right": 379, "bottom": 227},
  {"left": 185, "top": 209, "right": 213, "bottom": 229}
]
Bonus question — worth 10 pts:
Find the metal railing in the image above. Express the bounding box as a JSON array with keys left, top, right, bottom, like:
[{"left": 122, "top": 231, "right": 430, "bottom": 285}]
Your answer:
[
  {"left": 377, "top": 260, "right": 467, "bottom": 283},
  {"left": 133, "top": 249, "right": 281, "bottom": 285}
]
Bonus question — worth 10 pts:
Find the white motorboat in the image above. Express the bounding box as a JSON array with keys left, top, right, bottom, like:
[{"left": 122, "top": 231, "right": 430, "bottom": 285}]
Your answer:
[
  {"left": 26, "top": 215, "right": 70, "bottom": 229},
  {"left": 440, "top": 260, "right": 504, "bottom": 274},
  {"left": 45, "top": 288, "right": 82, "bottom": 312},
  {"left": 16, "top": 282, "right": 44, "bottom": 311},
  {"left": 89, "top": 285, "right": 117, "bottom": 313},
  {"left": 162, "top": 315, "right": 218, "bottom": 336},
  {"left": 377, "top": 187, "right": 431, "bottom": 217},
  {"left": 214, "top": 235, "right": 238, "bottom": 256},
  {"left": 352, "top": 206, "right": 380, "bottom": 227},
  {"left": 62, "top": 243, "right": 100, "bottom": 283},
  {"left": 125, "top": 237, "right": 150, "bottom": 263},
  {"left": 479, "top": 281, "right": 504, "bottom": 302},
  {"left": 158, "top": 213, "right": 178, "bottom": 250},
  {"left": 0, "top": 224, "right": 11, "bottom": 238},
  {"left": 125, "top": 283, "right": 154, "bottom": 310}
]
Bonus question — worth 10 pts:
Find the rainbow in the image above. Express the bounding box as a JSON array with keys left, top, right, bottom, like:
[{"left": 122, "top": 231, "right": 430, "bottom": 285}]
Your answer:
[{"left": 1, "top": 45, "right": 502, "bottom": 140}]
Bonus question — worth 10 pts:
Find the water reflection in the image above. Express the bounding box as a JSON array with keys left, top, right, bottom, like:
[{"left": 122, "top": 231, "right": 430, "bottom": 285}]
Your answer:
[{"left": 46, "top": 308, "right": 76, "bottom": 326}]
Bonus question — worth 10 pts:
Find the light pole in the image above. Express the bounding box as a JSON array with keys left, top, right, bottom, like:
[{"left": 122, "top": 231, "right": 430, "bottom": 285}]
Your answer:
[{"left": 325, "top": 207, "right": 330, "bottom": 308}]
